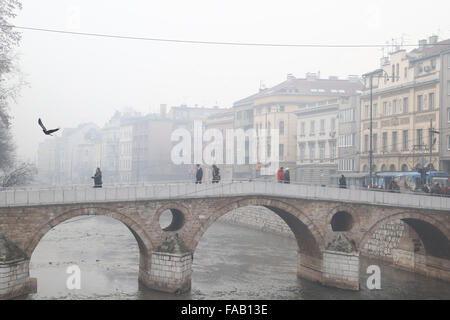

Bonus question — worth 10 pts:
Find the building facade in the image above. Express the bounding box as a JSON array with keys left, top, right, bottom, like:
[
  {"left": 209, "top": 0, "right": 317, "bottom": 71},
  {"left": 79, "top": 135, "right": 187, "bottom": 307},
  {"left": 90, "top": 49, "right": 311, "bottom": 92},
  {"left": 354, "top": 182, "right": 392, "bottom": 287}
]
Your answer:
[
  {"left": 296, "top": 98, "right": 338, "bottom": 185},
  {"left": 360, "top": 37, "right": 450, "bottom": 174},
  {"left": 233, "top": 73, "right": 363, "bottom": 181}
]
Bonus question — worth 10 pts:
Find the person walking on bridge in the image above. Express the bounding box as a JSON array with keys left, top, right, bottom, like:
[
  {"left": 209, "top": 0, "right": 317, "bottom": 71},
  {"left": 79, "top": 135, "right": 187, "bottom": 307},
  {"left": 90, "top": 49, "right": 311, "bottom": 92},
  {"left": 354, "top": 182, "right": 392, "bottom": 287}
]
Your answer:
[
  {"left": 283, "top": 168, "right": 290, "bottom": 184},
  {"left": 195, "top": 164, "right": 203, "bottom": 184},
  {"left": 339, "top": 174, "right": 347, "bottom": 189},
  {"left": 277, "top": 167, "right": 284, "bottom": 183},
  {"left": 91, "top": 168, "right": 102, "bottom": 188}
]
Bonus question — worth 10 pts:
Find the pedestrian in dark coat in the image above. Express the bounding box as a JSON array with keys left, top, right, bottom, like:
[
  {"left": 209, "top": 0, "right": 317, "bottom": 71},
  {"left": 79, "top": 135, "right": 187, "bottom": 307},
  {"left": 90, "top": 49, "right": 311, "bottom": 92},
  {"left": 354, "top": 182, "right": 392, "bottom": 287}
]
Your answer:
[
  {"left": 283, "top": 168, "right": 290, "bottom": 184},
  {"left": 195, "top": 164, "right": 203, "bottom": 184},
  {"left": 339, "top": 174, "right": 347, "bottom": 189},
  {"left": 212, "top": 165, "right": 220, "bottom": 183},
  {"left": 91, "top": 168, "right": 102, "bottom": 188}
]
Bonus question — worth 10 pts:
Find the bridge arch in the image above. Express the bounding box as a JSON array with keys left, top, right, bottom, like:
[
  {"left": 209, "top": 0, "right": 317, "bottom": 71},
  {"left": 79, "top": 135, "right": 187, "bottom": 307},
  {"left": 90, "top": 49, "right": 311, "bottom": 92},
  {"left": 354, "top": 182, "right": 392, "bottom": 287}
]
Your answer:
[
  {"left": 25, "top": 206, "right": 154, "bottom": 258},
  {"left": 191, "top": 197, "right": 325, "bottom": 258},
  {"left": 360, "top": 211, "right": 450, "bottom": 259}
]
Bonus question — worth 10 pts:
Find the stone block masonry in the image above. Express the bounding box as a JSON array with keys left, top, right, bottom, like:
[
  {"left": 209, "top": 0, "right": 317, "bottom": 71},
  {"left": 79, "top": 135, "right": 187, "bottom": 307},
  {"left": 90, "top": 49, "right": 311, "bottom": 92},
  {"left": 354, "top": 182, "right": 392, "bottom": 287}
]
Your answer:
[
  {"left": 0, "top": 259, "right": 37, "bottom": 299},
  {"left": 219, "top": 206, "right": 294, "bottom": 238},
  {"left": 322, "top": 250, "right": 360, "bottom": 291},
  {"left": 220, "top": 206, "right": 405, "bottom": 262},
  {"left": 147, "top": 252, "right": 192, "bottom": 294},
  {"left": 362, "top": 220, "right": 405, "bottom": 261}
]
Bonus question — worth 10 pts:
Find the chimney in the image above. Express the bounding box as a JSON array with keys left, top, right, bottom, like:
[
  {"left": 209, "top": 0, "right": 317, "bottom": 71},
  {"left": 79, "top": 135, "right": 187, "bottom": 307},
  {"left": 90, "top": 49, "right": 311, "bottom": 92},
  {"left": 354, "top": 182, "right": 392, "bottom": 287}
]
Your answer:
[
  {"left": 429, "top": 35, "right": 438, "bottom": 45},
  {"left": 286, "top": 73, "right": 295, "bottom": 81},
  {"left": 418, "top": 39, "right": 427, "bottom": 49},
  {"left": 160, "top": 104, "right": 167, "bottom": 117}
]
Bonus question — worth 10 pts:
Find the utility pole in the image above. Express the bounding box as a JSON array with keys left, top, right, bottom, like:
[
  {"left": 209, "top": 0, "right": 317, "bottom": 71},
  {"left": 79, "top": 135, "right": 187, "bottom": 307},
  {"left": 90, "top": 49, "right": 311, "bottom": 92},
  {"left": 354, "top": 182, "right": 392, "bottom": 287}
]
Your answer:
[
  {"left": 369, "top": 76, "right": 373, "bottom": 187},
  {"left": 429, "top": 119, "right": 433, "bottom": 169}
]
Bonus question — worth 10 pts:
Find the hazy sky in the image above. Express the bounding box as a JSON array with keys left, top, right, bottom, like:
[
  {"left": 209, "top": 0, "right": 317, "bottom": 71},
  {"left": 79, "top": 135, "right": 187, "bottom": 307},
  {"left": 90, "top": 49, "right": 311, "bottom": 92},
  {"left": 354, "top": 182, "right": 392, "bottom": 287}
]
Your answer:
[{"left": 8, "top": 0, "right": 450, "bottom": 161}]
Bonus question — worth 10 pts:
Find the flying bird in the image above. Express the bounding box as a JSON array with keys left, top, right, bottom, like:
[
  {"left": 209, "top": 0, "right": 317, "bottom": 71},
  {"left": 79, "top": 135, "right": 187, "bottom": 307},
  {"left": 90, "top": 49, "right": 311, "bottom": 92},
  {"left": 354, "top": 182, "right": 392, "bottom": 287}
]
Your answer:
[{"left": 38, "top": 118, "right": 60, "bottom": 136}]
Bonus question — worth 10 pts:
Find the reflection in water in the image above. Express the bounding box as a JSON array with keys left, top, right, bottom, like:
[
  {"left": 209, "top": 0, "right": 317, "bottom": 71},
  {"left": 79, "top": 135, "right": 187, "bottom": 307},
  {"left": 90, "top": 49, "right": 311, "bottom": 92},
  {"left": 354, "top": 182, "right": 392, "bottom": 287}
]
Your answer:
[{"left": 25, "top": 215, "right": 450, "bottom": 300}]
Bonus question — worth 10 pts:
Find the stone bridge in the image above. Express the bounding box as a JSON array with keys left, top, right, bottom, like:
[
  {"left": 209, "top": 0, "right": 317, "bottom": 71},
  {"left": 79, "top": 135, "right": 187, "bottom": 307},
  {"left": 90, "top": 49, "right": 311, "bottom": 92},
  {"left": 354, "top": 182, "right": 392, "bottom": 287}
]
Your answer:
[{"left": 0, "top": 181, "right": 449, "bottom": 299}]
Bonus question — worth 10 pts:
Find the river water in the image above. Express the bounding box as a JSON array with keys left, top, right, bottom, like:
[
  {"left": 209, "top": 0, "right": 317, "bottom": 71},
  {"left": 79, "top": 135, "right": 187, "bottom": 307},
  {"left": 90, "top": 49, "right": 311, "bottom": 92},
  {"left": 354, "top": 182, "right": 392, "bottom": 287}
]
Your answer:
[{"left": 24, "top": 215, "right": 450, "bottom": 300}]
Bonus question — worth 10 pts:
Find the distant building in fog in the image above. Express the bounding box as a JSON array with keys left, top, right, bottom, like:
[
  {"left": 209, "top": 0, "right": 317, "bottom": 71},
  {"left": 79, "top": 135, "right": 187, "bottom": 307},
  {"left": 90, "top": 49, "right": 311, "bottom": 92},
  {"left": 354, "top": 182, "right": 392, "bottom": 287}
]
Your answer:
[
  {"left": 233, "top": 73, "right": 363, "bottom": 181},
  {"left": 204, "top": 109, "right": 234, "bottom": 181}
]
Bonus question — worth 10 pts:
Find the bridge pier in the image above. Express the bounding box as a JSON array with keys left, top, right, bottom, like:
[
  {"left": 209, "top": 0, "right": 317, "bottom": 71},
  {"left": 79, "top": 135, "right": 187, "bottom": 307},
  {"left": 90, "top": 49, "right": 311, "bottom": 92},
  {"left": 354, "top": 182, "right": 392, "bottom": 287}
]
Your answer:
[
  {"left": 0, "top": 235, "right": 37, "bottom": 300},
  {"left": 139, "top": 251, "right": 192, "bottom": 294}
]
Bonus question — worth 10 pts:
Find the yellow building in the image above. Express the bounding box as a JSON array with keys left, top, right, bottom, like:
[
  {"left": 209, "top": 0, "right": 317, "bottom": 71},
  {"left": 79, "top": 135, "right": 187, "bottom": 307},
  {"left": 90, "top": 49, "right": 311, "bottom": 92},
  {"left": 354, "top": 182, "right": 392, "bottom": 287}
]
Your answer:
[{"left": 360, "top": 37, "right": 450, "bottom": 173}]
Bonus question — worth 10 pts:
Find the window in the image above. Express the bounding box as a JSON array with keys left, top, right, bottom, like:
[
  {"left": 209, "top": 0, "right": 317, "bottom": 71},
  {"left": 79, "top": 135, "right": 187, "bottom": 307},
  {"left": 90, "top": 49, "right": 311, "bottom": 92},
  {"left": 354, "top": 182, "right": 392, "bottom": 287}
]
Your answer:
[
  {"left": 320, "top": 119, "right": 325, "bottom": 135},
  {"left": 402, "top": 130, "right": 408, "bottom": 151},
  {"left": 364, "top": 134, "right": 369, "bottom": 152},
  {"left": 404, "top": 67, "right": 408, "bottom": 78},
  {"left": 393, "top": 100, "right": 398, "bottom": 114},
  {"left": 300, "top": 122, "right": 306, "bottom": 136},
  {"left": 448, "top": 81, "right": 450, "bottom": 95},
  {"left": 339, "top": 109, "right": 354, "bottom": 122},
  {"left": 382, "top": 132, "right": 388, "bottom": 152},
  {"left": 319, "top": 143, "right": 325, "bottom": 163},
  {"left": 299, "top": 144, "right": 306, "bottom": 161},
  {"left": 237, "top": 111, "right": 242, "bottom": 119},
  {"left": 448, "top": 108, "right": 450, "bottom": 123},
  {"left": 331, "top": 118, "right": 336, "bottom": 132},
  {"left": 365, "top": 105, "right": 369, "bottom": 119},
  {"left": 310, "top": 120, "right": 315, "bottom": 135},
  {"left": 396, "top": 64, "right": 399, "bottom": 81},
  {"left": 373, "top": 104, "right": 378, "bottom": 118},
  {"left": 383, "top": 102, "right": 388, "bottom": 116},
  {"left": 392, "top": 65, "right": 395, "bottom": 81},
  {"left": 280, "top": 105, "right": 285, "bottom": 112},
  {"left": 429, "top": 92, "right": 435, "bottom": 109},
  {"left": 448, "top": 136, "right": 450, "bottom": 150},
  {"left": 417, "top": 129, "right": 423, "bottom": 146},
  {"left": 279, "top": 121, "right": 285, "bottom": 135},
  {"left": 403, "top": 97, "right": 409, "bottom": 113},
  {"left": 309, "top": 143, "right": 315, "bottom": 161},
  {"left": 279, "top": 144, "right": 284, "bottom": 157},
  {"left": 338, "top": 159, "right": 354, "bottom": 172},
  {"left": 392, "top": 132, "right": 398, "bottom": 152},
  {"left": 389, "top": 164, "right": 396, "bottom": 172},
  {"left": 418, "top": 95, "right": 423, "bottom": 111},
  {"left": 267, "top": 106, "right": 271, "bottom": 113},
  {"left": 431, "top": 59, "right": 436, "bottom": 70},
  {"left": 448, "top": 54, "right": 450, "bottom": 68},
  {"left": 338, "top": 134, "right": 354, "bottom": 148},
  {"left": 329, "top": 141, "right": 336, "bottom": 162}
]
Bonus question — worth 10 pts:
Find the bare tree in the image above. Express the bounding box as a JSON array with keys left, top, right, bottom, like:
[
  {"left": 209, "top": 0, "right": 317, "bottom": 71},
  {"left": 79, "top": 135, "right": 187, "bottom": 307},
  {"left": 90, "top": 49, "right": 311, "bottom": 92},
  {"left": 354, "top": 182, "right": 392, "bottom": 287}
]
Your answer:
[
  {"left": 0, "top": 162, "right": 37, "bottom": 188},
  {"left": 0, "top": 1, "right": 23, "bottom": 174}
]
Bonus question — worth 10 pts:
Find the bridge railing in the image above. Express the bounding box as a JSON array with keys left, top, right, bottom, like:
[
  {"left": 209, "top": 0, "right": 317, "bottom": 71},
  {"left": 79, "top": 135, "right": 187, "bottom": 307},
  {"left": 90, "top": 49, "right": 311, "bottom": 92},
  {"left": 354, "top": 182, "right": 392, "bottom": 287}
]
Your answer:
[{"left": 0, "top": 180, "right": 449, "bottom": 212}]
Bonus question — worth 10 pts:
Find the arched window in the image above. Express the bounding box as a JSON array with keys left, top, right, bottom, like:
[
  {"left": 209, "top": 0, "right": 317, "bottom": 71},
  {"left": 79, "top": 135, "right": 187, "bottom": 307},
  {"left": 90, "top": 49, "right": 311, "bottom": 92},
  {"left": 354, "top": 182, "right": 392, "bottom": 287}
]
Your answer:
[
  {"left": 401, "top": 164, "right": 408, "bottom": 172},
  {"left": 363, "top": 165, "right": 369, "bottom": 172},
  {"left": 381, "top": 164, "right": 387, "bottom": 172},
  {"left": 389, "top": 164, "right": 396, "bottom": 172}
]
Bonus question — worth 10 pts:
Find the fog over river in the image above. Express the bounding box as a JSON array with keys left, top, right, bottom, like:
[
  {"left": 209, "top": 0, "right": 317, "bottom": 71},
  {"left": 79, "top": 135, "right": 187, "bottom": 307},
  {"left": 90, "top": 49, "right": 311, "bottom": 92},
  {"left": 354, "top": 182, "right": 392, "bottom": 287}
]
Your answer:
[{"left": 23, "top": 215, "right": 450, "bottom": 300}]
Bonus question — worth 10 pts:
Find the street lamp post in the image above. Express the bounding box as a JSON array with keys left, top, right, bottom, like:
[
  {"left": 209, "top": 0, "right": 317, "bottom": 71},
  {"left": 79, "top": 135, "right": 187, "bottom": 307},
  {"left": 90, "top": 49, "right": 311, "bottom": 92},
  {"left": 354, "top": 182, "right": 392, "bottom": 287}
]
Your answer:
[{"left": 363, "top": 69, "right": 395, "bottom": 188}]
